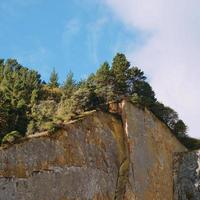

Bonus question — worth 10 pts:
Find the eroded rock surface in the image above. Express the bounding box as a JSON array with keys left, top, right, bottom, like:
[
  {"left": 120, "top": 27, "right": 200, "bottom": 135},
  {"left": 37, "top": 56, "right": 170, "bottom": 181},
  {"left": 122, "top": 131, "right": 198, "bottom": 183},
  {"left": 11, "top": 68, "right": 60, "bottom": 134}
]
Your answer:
[
  {"left": 0, "top": 112, "right": 128, "bottom": 200},
  {"left": 121, "top": 101, "right": 187, "bottom": 200},
  {"left": 174, "top": 150, "right": 200, "bottom": 200}
]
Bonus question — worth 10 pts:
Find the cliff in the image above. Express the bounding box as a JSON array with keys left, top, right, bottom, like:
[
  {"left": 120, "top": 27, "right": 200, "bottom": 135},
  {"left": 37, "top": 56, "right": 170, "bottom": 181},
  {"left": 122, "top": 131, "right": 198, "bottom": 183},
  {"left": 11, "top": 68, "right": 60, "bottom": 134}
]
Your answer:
[
  {"left": 174, "top": 150, "right": 200, "bottom": 200},
  {"left": 0, "top": 100, "right": 193, "bottom": 200}
]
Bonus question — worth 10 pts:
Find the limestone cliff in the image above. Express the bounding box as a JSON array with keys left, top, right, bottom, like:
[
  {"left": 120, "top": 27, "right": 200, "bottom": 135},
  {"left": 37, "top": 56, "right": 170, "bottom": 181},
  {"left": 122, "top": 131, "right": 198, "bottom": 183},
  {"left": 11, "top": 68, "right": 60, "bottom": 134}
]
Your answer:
[{"left": 0, "top": 100, "right": 191, "bottom": 200}]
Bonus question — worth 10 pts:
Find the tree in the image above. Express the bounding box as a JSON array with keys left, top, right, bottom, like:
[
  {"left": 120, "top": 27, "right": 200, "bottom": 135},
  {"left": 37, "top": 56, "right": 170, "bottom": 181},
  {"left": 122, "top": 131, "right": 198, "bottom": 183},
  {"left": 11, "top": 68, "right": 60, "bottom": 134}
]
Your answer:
[
  {"left": 127, "top": 67, "right": 146, "bottom": 95},
  {"left": 111, "top": 53, "right": 130, "bottom": 96},
  {"left": 173, "top": 120, "right": 187, "bottom": 137},
  {"left": 1, "top": 62, "right": 41, "bottom": 108},
  {"left": 0, "top": 59, "right": 41, "bottom": 136},
  {"left": 132, "top": 81, "right": 156, "bottom": 108},
  {"left": 70, "top": 86, "right": 96, "bottom": 114},
  {"left": 49, "top": 68, "right": 59, "bottom": 88},
  {"left": 62, "top": 71, "right": 76, "bottom": 98},
  {"left": 95, "top": 62, "right": 114, "bottom": 103},
  {"left": 70, "top": 75, "right": 98, "bottom": 114},
  {"left": 150, "top": 102, "right": 178, "bottom": 129},
  {"left": 0, "top": 91, "right": 10, "bottom": 138}
]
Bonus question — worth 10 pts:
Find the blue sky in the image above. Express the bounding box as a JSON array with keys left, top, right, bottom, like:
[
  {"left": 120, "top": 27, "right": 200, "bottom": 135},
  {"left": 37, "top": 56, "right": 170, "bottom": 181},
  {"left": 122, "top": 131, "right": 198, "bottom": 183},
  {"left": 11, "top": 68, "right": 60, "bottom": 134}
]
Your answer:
[{"left": 0, "top": 0, "right": 146, "bottom": 82}]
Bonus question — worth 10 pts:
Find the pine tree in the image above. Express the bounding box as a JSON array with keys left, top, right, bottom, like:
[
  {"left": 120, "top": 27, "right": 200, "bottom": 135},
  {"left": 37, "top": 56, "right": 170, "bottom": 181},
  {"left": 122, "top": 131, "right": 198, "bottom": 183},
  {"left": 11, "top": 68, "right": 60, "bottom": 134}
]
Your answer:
[
  {"left": 150, "top": 102, "right": 178, "bottom": 130},
  {"left": 49, "top": 68, "right": 59, "bottom": 88},
  {"left": 111, "top": 53, "right": 130, "bottom": 96},
  {"left": 95, "top": 62, "right": 114, "bottom": 103},
  {"left": 0, "top": 59, "right": 41, "bottom": 136},
  {"left": 127, "top": 67, "right": 146, "bottom": 95},
  {"left": 173, "top": 120, "right": 187, "bottom": 137},
  {"left": 63, "top": 71, "right": 76, "bottom": 98},
  {"left": 132, "top": 81, "right": 156, "bottom": 108}
]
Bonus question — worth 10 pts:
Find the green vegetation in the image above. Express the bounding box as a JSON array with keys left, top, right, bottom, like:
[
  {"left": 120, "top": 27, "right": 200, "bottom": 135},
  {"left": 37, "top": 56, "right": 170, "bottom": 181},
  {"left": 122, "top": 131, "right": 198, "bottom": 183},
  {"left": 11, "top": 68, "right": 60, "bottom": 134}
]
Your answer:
[
  {"left": 0, "top": 54, "right": 199, "bottom": 149},
  {"left": 1, "top": 131, "right": 22, "bottom": 144}
]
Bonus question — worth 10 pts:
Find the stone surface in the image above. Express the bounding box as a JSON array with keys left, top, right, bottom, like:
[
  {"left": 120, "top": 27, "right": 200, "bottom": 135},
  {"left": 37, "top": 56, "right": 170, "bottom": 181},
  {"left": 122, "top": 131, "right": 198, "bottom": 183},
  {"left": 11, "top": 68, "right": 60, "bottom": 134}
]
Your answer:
[
  {"left": 0, "top": 101, "right": 190, "bottom": 200},
  {"left": 0, "top": 112, "right": 128, "bottom": 200},
  {"left": 121, "top": 101, "right": 187, "bottom": 200},
  {"left": 174, "top": 150, "right": 200, "bottom": 200}
]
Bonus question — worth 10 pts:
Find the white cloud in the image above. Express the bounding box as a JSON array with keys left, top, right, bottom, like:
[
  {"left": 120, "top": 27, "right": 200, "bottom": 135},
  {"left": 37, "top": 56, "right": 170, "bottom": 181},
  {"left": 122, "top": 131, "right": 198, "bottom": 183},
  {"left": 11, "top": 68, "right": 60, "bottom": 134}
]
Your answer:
[
  {"left": 87, "top": 17, "right": 108, "bottom": 65},
  {"left": 62, "top": 19, "right": 80, "bottom": 44},
  {"left": 104, "top": 0, "right": 200, "bottom": 138}
]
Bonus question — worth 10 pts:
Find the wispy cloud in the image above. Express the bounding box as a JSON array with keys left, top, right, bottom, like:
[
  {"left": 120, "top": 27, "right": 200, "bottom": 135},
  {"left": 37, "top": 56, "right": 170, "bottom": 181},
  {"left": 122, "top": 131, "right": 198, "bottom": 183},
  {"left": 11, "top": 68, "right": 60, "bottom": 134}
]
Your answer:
[
  {"left": 104, "top": 0, "right": 200, "bottom": 138},
  {"left": 62, "top": 19, "right": 80, "bottom": 45},
  {"left": 87, "top": 17, "right": 108, "bottom": 65}
]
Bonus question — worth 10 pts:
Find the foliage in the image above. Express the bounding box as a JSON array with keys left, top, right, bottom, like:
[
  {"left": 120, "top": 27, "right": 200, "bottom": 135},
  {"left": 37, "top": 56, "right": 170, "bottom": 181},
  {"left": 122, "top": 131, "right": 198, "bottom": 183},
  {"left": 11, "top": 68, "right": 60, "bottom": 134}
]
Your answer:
[
  {"left": 49, "top": 68, "right": 59, "bottom": 88},
  {"left": 173, "top": 120, "right": 188, "bottom": 137},
  {"left": 1, "top": 131, "right": 22, "bottom": 144},
  {"left": 62, "top": 71, "right": 76, "bottom": 99},
  {"left": 70, "top": 81, "right": 98, "bottom": 114},
  {"left": 111, "top": 53, "right": 130, "bottom": 96},
  {"left": 40, "top": 85, "right": 62, "bottom": 102},
  {"left": 95, "top": 62, "right": 115, "bottom": 103},
  {"left": 0, "top": 59, "right": 41, "bottom": 137},
  {"left": 132, "top": 81, "right": 156, "bottom": 107},
  {"left": 27, "top": 120, "right": 37, "bottom": 135},
  {"left": 0, "top": 54, "right": 192, "bottom": 147},
  {"left": 40, "top": 121, "right": 59, "bottom": 134}
]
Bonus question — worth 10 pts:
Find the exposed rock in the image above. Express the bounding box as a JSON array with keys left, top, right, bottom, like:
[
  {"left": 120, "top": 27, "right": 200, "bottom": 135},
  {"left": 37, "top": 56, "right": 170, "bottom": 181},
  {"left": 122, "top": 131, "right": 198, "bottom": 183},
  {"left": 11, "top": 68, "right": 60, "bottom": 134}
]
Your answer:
[
  {"left": 0, "top": 100, "right": 192, "bottom": 200},
  {"left": 0, "top": 112, "right": 127, "bottom": 200},
  {"left": 174, "top": 150, "right": 200, "bottom": 200},
  {"left": 121, "top": 101, "right": 187, "bottom": 200}
]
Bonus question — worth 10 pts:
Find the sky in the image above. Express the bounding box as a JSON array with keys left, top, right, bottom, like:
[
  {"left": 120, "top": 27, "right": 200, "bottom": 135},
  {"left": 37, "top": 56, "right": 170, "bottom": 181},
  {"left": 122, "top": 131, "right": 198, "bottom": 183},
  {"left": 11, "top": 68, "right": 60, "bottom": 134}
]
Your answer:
[{"left": 0, "top": 0, "right": 199, "bottom": 138}]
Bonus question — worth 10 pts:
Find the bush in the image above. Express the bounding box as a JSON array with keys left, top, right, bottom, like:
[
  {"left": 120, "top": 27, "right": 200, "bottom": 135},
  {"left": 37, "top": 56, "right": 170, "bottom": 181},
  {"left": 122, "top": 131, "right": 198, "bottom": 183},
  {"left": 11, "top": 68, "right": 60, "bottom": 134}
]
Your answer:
[
  {"left": 26, "top": 120, "right": 37, "bottom": 135},
  {"left": 1, "top": 131, "right": 22, "bottom": 144},
  {"left": 41, "top": 121, "right": 59, "bottom": 134},
  {"left": 31, "top": 100, "right": 58, "bottom": 122},
  {"left": 40, "top": 85, "right": 62, "bottom": 102}
]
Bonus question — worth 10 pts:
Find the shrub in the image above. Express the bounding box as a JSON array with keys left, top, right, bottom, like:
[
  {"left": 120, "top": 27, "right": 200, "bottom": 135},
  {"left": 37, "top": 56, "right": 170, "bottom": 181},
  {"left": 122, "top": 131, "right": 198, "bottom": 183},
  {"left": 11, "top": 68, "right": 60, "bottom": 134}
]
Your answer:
[
  {"left": 41, "top": 122, "right": 59, "bottom": 134},
  {"left": 26, "top": 120, "right": 37, "bottom": 135},
  {"left": 1, "top": 131, "right": 22, "bottom": 144}
]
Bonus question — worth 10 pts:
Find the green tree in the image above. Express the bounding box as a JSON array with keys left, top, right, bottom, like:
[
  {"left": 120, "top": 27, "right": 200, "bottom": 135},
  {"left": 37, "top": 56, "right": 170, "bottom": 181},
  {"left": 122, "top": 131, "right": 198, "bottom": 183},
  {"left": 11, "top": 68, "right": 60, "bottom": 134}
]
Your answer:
[
  {"left": 70, "top": 87, "right": 96, "bottom": 114},
  {"left": 127, "top": 67, "right": 146, "bottom": 95},
  {"left": 0, "top": 59, "right": 41, "bottom": 136},
  {"left": 0, "top": 91, "right": 10, "bottom": 138},
  {"left": 111, "top": 53, "right": 130, "bottom": 96},
  {"left": 49, "top": 68, "right": 59, "bottom": 88},
  {"left": 150, "top": 102, "right": 178, "bottom": 130},
  {"left": 173, "top": 120, "right": 187, "bottom": 137},
  {"left": 131, "top": 81, "right": 156, "bottom": 108},
  {"left": 62, "top": 71, "right": 76, "bottom": 98},
  {"left": 70, "top": 75, "right": 98, "bottom": 114},
  {"left": 95, "top": 62, "right": 114, "bottom": 103}
]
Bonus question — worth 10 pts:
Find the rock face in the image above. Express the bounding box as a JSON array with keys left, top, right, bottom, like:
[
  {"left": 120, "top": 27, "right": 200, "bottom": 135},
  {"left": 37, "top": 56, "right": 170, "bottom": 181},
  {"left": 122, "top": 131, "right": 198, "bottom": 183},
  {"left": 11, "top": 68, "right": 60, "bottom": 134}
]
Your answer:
[
  {"left": 0, "top": 111, "right": 128, "bottom": 200},
  {"left": 0, "top": 100, "right": 189, "bottom": 199},
  {"left": 121, "top": 101, "right": 187, "bottom": 200},
  {"left": 174, "top": 150, "right": 200, "bottom": 200}
]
